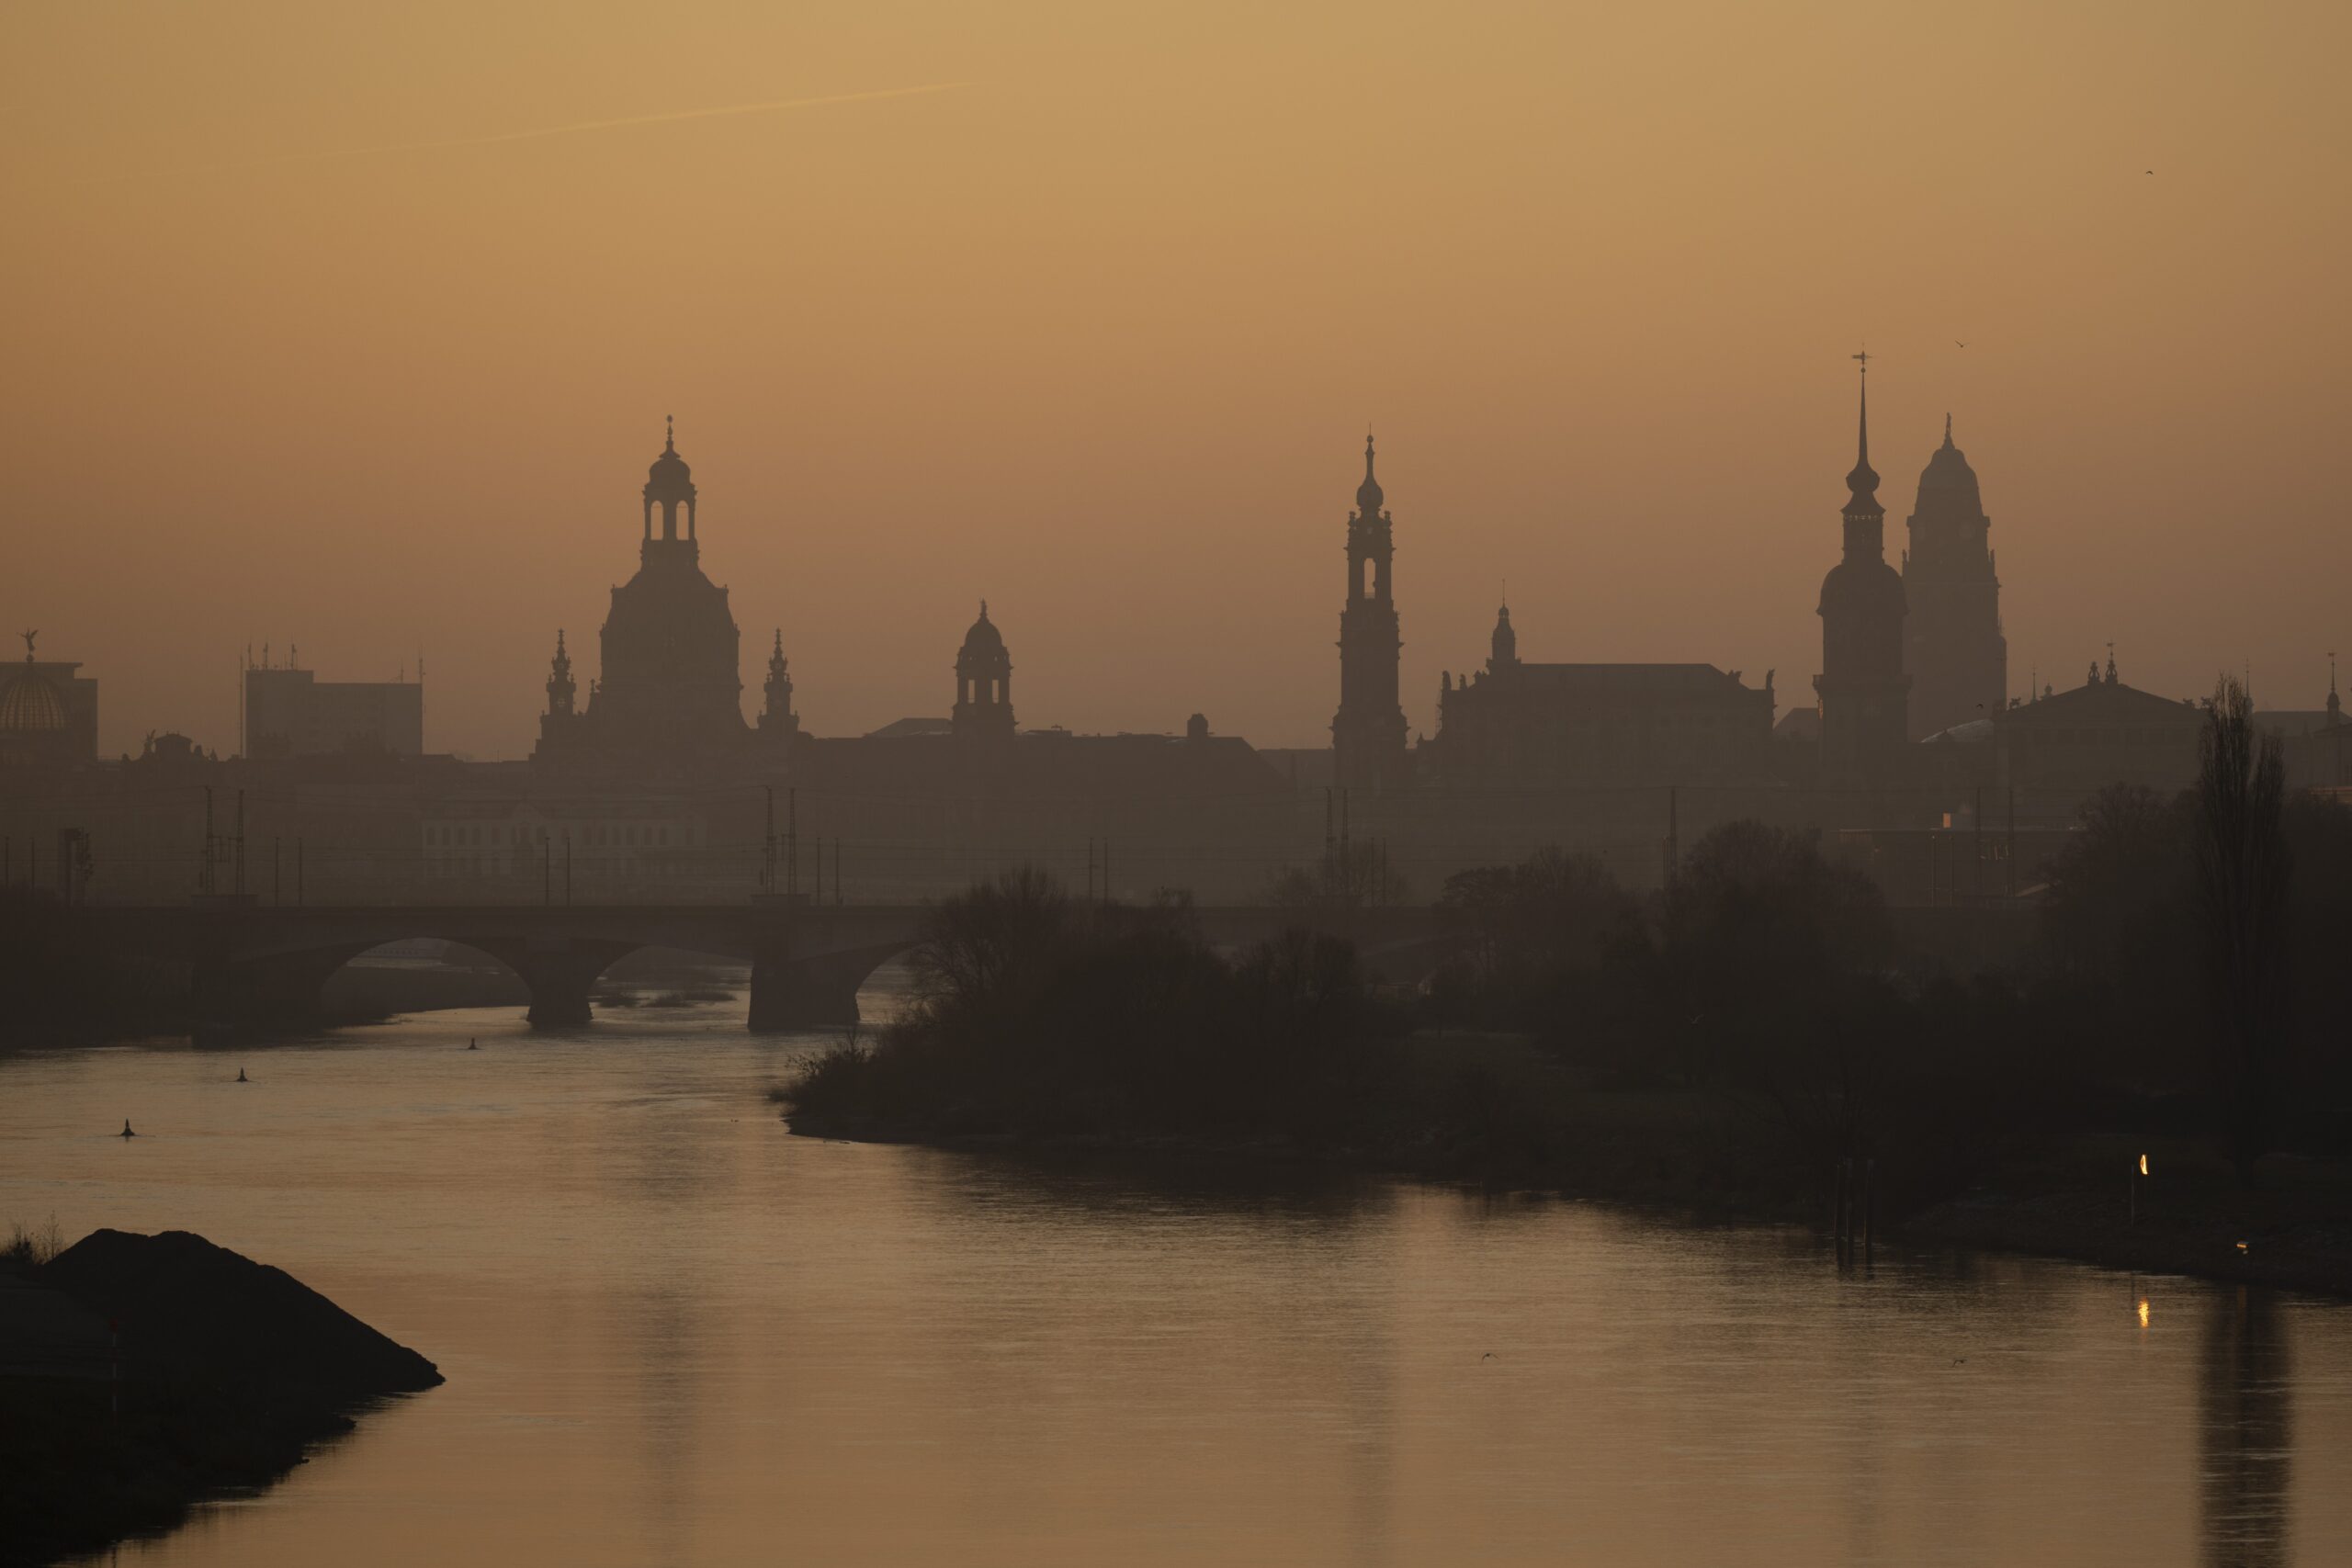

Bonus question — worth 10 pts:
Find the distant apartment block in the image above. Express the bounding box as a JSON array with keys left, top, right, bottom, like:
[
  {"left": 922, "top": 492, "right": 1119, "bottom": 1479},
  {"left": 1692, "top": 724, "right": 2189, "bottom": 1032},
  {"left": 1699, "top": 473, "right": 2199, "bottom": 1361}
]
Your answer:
[{"left": 244, "top": 662, "right": 424, "bottom": 759}]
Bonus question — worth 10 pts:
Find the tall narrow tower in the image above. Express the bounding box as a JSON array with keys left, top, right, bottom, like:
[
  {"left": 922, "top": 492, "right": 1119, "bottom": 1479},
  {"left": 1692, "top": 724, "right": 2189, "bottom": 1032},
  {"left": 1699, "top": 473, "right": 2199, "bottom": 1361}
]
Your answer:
[
  {"left": 1814, "top": 359, "right": 1910, "bottom": 785},
  {"left": 1901, "top": 415, "right": 2007, "bottom": 736},
  {"left": 1332, "top": 434, "right": 1408, "bottom": 790}
]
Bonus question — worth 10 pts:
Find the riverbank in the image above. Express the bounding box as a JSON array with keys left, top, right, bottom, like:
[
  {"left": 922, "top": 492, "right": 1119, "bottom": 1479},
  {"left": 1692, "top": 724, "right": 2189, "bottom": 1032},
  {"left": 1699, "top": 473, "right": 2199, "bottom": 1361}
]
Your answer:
[
  {"left": 0, "top": 1229, "right": 440, "bottom": 1568},
  {"left": 784, "top": 1029, "right": 2352, "bottom": 1301}
]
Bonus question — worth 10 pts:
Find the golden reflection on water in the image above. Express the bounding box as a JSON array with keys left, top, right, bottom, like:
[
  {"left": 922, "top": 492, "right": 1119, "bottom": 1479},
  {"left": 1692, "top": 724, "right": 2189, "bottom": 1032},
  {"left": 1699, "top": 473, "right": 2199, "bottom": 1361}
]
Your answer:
[{"left": 2, "top": 999, "right": 2348, "bottom": 1567}]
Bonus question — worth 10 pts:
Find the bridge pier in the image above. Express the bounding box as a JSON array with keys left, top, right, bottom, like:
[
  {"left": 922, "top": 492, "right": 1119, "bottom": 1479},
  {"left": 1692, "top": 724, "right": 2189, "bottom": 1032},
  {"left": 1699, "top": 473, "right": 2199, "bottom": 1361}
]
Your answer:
[
  {"left": 748, "top": 952, "right": 868, "bottom": 1032},
  {"left": 477, "top": 938, "right": 636, "bottom": 1031},
  {"left": 190, "top": 948, "right": 355, "bottom": 1042}
]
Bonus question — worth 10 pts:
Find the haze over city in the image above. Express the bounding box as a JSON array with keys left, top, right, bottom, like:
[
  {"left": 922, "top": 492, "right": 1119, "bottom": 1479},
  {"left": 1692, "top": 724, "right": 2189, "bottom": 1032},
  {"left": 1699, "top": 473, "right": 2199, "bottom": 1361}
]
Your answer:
[
  {"left": 6, "top": 2, "right": 2346, "bottom": 758},
  {"left": 7, "top": 8, "right": 2352, "bottom": 1568}
]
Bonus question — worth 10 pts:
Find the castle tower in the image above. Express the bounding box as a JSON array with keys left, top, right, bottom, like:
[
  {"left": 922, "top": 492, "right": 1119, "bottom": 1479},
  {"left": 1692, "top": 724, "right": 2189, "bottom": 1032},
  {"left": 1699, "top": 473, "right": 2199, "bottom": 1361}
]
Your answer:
[
  {"left": 1901, "top": 414, "right": 2007, "bottom": 736},
  {"left": 1331, "top": 434, "right": 1408, "bottom": 791},
  {"left": 1814, "top": 359, "right": 1910, "bottom": 785},
  {"left": 953, "top": 602, "right": 1015, "bottom": 744}
]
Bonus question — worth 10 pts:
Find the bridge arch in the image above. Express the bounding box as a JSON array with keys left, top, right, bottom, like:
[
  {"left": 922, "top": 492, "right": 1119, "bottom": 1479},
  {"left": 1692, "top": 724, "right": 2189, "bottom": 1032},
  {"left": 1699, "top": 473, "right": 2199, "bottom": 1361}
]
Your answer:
[{"left": 318, "top": 938, "right": 531, "bottom": 1020}]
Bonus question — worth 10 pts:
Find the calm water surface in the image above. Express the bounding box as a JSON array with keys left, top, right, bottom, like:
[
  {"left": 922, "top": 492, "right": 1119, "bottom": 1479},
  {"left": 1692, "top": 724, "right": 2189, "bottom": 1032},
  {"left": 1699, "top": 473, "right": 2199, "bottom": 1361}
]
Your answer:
[{"left": 4, "top": 988, "right": 2347, "bottom": 1566}]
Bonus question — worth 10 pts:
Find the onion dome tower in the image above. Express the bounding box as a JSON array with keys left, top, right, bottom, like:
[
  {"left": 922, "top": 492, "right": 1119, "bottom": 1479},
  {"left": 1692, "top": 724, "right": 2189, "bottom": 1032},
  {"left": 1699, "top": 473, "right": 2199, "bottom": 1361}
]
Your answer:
[
  {"left": 1814, "top": 358, "right": 1910, "bottom": 785},
  {"left": 953, "top": 602, "right": 1015, "bottom": 744},
  {"left": 1331, "top": 434, "right": 1409, "bottom": 791},
  {"left": 1901, "top": 414, "right": 2007, "bottom": 736}
]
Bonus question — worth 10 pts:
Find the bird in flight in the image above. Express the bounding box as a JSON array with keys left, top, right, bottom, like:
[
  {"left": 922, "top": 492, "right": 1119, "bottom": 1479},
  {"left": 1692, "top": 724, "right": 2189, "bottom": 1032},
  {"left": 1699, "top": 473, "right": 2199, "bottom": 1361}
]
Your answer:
[{"left": 1955, "top": 341, "right": 1967, "bottom": 348}]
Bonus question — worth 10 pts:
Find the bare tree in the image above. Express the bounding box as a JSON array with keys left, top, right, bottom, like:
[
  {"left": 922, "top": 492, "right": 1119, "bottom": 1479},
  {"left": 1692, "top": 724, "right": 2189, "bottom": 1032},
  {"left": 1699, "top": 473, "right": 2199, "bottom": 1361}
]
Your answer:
[{"left": 2191, "top": 678, "right": 2290, "bottom": 1178}]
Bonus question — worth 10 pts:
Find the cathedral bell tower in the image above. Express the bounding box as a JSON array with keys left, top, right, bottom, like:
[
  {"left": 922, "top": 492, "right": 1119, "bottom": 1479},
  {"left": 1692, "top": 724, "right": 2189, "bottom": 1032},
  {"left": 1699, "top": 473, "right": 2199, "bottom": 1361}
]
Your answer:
[
  {"left": 1331, "top": 434, "right": 1409, "bottom": 791},
  {"left": 1814, "top": 357, "right": 1910, "bottom": 785}
]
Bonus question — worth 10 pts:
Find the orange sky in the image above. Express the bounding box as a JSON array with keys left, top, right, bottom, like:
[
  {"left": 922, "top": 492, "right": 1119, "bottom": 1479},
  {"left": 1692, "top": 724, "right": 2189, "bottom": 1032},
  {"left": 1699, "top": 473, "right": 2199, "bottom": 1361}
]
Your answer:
[{"left": 4, "top": 0, "right": 2346, "bottom": 759}]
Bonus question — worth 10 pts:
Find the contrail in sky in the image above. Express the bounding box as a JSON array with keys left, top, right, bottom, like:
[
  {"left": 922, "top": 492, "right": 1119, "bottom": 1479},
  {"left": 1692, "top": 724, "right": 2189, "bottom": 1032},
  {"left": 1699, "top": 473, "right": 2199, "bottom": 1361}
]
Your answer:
[{"left": 92, "top": 83, "right": 969, "bottom": 185}]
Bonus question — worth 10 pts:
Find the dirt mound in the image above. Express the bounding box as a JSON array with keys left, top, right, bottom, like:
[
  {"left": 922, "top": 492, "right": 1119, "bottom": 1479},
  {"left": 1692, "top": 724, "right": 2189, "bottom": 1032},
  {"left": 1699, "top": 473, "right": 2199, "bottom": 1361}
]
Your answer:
[{"left": 42, "top": 1229, "right": 440, "bottom": 1401}]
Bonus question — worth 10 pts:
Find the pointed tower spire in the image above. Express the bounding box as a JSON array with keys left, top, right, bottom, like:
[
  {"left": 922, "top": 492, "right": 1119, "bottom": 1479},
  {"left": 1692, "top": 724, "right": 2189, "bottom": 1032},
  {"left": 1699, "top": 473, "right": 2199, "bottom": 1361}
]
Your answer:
[
  {"left": 760, "top": 627, "right": 797, "bottom": 739},
  {"left": 546, "top": 628, "right": 576, "bottom": 717},
  {"left": 1356, "top": 431, "right": 1385, "bottom": 515},
  {"left": 1942, "top": 411, "right": 1954, "bottom": 448},
  {"left": 1845, "top": 351, "right": 1880, "bottom": 503},
  {"left": 665, "top": 412, "right": 675, "bottom": 453}
]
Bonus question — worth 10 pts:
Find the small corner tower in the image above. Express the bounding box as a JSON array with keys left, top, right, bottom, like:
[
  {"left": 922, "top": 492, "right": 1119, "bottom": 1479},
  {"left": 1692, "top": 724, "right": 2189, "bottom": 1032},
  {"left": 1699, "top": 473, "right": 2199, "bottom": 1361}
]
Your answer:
[
  {"left": 953, "top": 602, "right": 1015, "bottom": 744},
  {"left": 1489, "top": 596, "right": 1519, "bottom": 671},
  {"left": 758, "top": 629, "right": 800, "bottom": 746},
  {"left": 545, "top": 629, "right": 576, "bottom": 716},
  {"left": 1331, "top": 434, "right": 1409, "bottom": 791},
  {"left": 1814, "top": 356, "right": 1910, "bottom": 785}
]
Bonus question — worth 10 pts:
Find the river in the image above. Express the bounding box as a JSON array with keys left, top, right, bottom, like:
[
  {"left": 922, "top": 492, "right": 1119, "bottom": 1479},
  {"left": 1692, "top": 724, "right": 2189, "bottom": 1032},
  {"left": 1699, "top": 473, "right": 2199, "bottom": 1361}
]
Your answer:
[{"left": 5, "top": 987, "right": 2348, "bottom": 1566}]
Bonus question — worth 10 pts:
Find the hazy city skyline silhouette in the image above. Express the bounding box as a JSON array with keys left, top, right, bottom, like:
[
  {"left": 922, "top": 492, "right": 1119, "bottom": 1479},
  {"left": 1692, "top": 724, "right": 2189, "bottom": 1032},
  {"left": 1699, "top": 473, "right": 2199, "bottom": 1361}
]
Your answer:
[{"left": 4, "top": 4, "right": 2344, "bottom": 759}]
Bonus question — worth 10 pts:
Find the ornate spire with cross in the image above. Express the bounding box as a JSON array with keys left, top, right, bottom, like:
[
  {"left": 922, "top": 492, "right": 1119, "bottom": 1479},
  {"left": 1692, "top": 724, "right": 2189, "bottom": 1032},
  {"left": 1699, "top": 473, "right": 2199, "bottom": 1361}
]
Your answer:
[
  {"left": 665, "top": 412, "right": 675, "bottom": 453},
  {"left": 1844, "top": 350, "right": 1881, "bottom": 511}
]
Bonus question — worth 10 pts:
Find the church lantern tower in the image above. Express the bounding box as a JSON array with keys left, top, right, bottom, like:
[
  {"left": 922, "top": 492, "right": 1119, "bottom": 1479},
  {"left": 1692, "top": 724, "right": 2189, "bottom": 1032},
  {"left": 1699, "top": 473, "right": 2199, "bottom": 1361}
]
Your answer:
[
  {"left": 1331, "top": 435, "right": 1409, "bottom": 791},
  {"left": 643, "top": 414, "right": 698, "bottom": 552},
  {"left": 1901, "top": 415, "right": 2007, "bottom": 736},
  {"left": 953, "top": 602, "right": 1015, "bottom": 744},
  {"left": 1814, "top": 358, "right": 1910, "bottom": 785}
]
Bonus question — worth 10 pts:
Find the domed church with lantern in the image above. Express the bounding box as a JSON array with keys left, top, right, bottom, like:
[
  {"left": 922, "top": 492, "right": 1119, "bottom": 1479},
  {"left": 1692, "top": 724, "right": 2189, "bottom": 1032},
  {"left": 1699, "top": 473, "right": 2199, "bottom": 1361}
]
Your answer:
[{"left": 533, "top": 419, "right": 797, "bottom": 775}]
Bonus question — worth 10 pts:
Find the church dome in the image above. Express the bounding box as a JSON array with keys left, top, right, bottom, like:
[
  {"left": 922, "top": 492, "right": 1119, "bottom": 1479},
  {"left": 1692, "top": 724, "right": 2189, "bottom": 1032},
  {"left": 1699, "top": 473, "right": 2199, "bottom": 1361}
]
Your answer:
[
  {"left": 1818, "top": 554, "right": 1905, "bottom": 615},
  {"left": 645, "top": 417, "right": 694, "bottom": 497},
  {"left": 0, "top": 668, "right": 66, "bottom": 732},
  {"left": 960, "top": 602, "right": 1006, "bottom": 656},
  {"left": 1355, "top": 434, "right": 1385, "bottom": 514}
]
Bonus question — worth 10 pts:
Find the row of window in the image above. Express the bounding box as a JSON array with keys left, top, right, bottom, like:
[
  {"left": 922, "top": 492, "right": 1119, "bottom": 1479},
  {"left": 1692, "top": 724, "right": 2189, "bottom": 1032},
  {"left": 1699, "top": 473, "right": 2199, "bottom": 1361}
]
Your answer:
[
  {"left": 2018, "top": 728, "right": 2195, "bottom": 747},
  {"left": 422, "top": 822, "right": 696, "bottom": 848}
]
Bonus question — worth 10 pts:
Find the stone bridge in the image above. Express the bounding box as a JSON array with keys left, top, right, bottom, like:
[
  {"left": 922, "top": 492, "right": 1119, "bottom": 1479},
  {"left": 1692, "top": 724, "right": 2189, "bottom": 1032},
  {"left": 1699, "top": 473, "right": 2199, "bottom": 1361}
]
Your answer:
[{"left": 81, "top": 897, "right": 1445, "bottom": 1037}]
